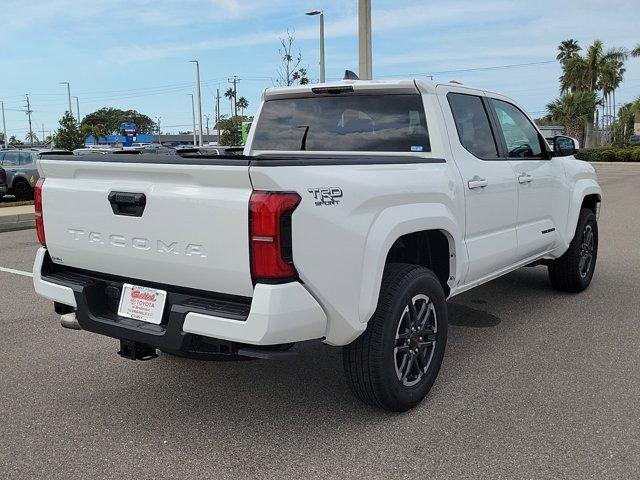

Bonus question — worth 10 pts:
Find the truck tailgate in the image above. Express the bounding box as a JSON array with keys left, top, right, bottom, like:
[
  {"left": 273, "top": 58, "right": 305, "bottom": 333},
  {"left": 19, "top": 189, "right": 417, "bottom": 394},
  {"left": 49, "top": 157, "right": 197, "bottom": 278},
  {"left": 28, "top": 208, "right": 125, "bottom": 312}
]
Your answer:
[{"left": 38, "top": 155, "right": 254, "bottom": 297}]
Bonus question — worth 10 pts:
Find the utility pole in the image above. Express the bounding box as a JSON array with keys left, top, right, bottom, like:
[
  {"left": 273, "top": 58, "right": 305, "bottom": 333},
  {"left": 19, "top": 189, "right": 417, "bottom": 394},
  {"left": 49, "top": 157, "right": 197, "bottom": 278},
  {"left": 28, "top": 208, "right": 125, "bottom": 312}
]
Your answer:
[
  {"left": 156, "top": 117, "right": 161, "bottom": 142},
  {"left": 358, "top": 0, "right": 372, "bottom": 80},
  {"left": 189, "top": 60, "right": 203, "bottom": 146},
  {"left": 204, "top": 115, "right": 210, "bottom": 136},
  {"left": 60, "top": 82, "right": 72, "bottom": 116},
  {"left": 189, "top": 94, "right": 197, "bottom": 146},
  {"left": 216, "top": 88, "right": 221, "bottom": 145},
  {"left": 228, "top": 76, "right": 240, "bottom": 118},
  {"left": 25, "top": 94, "right": 34, "bottom": 146},
  {"left": 1, "top": 101, "right": 7, "bottom": 149},
  {"left": 73, "top": 96, "right": 80, "bottom": 121},
  {"left": 42, "top": 124, "right": 45, "bottom": 144}
]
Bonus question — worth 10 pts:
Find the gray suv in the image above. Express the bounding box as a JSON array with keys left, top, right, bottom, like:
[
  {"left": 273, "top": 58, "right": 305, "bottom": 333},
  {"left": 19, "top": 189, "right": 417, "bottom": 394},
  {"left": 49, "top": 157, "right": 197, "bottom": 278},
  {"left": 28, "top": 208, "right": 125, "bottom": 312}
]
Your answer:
[{"left": 0, "top": 149, "right": 72, "bottom": 200}]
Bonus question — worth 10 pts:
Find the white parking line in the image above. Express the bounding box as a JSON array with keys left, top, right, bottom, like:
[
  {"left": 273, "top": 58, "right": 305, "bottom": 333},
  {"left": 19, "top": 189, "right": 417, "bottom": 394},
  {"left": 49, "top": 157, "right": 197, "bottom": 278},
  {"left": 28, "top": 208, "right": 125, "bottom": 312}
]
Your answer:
[{"left": 0, "top": 266, "right": 33, "bottom": 278}]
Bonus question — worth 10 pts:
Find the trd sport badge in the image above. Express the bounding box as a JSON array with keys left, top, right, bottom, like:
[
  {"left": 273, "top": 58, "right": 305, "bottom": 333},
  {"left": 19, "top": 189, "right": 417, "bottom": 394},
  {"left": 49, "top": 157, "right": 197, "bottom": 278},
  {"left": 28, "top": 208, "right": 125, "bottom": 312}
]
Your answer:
[{"left": 308, "top": 187, "right": 343, "bottom": 206}]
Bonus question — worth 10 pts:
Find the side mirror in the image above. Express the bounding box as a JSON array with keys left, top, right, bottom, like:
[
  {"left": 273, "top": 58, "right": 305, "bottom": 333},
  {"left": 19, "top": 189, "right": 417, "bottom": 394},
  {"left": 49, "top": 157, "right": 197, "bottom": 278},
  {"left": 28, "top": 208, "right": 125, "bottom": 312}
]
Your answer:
[{"left": 553, "top": 135, "right": 578, "bottom": 157}]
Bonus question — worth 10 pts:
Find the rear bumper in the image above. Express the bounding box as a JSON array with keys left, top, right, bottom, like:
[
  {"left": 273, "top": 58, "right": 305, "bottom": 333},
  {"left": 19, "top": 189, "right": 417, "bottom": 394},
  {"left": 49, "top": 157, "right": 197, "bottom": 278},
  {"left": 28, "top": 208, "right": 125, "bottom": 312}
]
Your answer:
[{"left": 33, "top": 248, "right": 327, "bottom": 352}]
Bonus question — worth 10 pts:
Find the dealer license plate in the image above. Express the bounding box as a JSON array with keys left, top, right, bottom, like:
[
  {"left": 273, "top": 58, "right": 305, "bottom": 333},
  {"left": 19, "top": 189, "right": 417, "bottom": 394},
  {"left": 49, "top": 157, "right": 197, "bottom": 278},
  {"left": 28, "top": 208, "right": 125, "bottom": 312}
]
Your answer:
[{"left": 117, "top": 283, "right": 167, "bottom": 325}]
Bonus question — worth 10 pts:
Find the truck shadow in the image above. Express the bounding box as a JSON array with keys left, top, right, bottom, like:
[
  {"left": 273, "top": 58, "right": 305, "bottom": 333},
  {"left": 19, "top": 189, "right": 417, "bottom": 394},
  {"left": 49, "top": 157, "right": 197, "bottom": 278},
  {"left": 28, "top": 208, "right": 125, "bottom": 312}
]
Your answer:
[{"left": 80, "top": 266, "right": 557, "bottom": 430}]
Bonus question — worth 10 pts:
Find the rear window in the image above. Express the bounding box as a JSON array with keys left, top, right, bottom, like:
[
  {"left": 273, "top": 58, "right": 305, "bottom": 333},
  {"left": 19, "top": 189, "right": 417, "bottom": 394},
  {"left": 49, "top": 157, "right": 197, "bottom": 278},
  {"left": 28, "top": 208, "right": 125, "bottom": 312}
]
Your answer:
[{"left": 252, "top": 94, "right": 430, "bottom": 152}]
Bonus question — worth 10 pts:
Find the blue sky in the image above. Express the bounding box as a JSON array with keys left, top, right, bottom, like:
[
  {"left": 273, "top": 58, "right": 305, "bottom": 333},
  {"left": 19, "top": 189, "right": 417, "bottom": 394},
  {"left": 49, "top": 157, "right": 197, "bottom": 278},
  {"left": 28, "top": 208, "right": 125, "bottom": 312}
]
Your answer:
[{"left": 1, "top": 0, "right": 639, "bottom": 138}]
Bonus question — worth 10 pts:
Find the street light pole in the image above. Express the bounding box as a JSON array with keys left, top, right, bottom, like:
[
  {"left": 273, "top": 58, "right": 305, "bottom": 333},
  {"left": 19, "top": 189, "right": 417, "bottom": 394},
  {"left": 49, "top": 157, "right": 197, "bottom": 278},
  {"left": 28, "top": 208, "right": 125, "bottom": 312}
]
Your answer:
[
  {"left": 190, "top": 60, "right": 203, "bottom": 146},
  {"left": 358, "top": 0, "right": 372, "bottom": 80},
  {"left": 306, "top": 10, "right": 326, "bottom": 83},
  {"left": 156, "top": 117, "right": 161, "bottom": 141},
  {"left": 189, "top": 94, "right": 197, "bottom": 146},
  {"left": 60, "top": 82, "right": 73, "bottom": 116},
  {"left": 73, "top": 96, "right": 80, "bottom": 121}
]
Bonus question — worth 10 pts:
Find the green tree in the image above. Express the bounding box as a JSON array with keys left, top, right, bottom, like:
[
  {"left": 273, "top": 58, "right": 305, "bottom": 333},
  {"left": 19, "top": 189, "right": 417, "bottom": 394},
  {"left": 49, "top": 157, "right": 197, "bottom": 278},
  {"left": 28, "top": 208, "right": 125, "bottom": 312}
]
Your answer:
[
  {"left": 236, "top": 97, "right": 249, "bottom": 117},
  {"left": 80, "top": 123, "right": 107, "bottom": 144},
  {"left": 276, "top": 30, "right": 309, "bottom": 86},
  {"left": 558, "top": 39, "right": 628, "bottom": 146},
  {"left": 224, "top": 88, "right": 236, "bottom": 117},
  {"left": 80, "top": 107, "right": 156, "bottom": 134},
  {"left": 556, "top": 39, "right": 581, "bottom": 65},
  {"left": 54, "top": 111, "right": 85, "bottom": 150},
  {"left": 546, "top": 91, "right": 598, "bottom": 146},
  {"left": 25, "top": 132, "right": 39, "bottom": 144},
  {"left": 218, "top": 117, "right": 242, "bottom": 146},
  {"left": 631, "top": 43, "right": 640, "bottom": 57},
  {"left": 8, "top": 135, "right": 23, "bottom": 146},
  {"left": 610, "top": 100, "right": 637, "bottom": 147}
]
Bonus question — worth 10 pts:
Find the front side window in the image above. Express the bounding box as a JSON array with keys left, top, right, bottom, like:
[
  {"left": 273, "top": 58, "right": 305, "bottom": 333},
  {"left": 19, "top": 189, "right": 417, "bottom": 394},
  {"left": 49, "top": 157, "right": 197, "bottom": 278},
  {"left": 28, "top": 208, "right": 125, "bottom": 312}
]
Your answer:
[
  {"left": 447, "top": 93, "right": 499, "bottom": 159},
  {"left": 491, "top": 99, "right": 546, "bottom": 159},
  {"left": 252, "top": 94, "right": 430, "bottom": 152}
]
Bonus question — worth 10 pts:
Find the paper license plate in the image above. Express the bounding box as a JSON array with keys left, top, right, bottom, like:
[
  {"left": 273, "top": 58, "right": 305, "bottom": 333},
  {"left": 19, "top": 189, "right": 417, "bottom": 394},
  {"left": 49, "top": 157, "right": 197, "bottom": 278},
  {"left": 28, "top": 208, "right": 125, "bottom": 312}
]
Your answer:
[{"left": 117, "top": 283, "right": 167, "bottom": 324}]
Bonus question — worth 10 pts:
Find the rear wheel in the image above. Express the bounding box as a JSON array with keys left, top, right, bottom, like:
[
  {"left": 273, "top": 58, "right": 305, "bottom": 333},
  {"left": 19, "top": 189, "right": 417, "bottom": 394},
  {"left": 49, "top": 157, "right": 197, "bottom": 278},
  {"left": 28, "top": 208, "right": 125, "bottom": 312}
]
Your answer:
[
  {"left": 343, "top": 263, "right": 448, "bottom": 412},
  {"left": 13, "top": 179, "right": 33, "bottom": 201},
  {"left": 548, "top": 208, "right": 598, "bottom": 292}
]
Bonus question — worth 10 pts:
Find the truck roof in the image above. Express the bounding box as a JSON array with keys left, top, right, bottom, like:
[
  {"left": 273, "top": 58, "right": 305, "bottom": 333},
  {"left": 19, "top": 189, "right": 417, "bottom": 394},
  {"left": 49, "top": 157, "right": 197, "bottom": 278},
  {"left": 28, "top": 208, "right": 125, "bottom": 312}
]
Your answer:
[{"left": 262, "top": 78, "right": 487, "bottom": 100}]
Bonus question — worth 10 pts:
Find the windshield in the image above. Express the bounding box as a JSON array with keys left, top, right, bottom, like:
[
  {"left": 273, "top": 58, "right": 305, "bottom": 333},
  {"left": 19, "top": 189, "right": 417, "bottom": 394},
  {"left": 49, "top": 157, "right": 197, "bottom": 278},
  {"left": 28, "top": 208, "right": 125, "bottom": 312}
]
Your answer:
[{"left": 252, "top": 94, "right": 430, "bottom": 152}]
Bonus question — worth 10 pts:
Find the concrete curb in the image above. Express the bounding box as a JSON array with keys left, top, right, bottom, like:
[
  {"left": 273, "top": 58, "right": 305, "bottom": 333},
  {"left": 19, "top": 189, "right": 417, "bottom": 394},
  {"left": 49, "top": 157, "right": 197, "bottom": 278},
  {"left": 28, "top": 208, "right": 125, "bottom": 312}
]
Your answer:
[{"left": 0, "top": 213, "right": 35, "bottom": 233}]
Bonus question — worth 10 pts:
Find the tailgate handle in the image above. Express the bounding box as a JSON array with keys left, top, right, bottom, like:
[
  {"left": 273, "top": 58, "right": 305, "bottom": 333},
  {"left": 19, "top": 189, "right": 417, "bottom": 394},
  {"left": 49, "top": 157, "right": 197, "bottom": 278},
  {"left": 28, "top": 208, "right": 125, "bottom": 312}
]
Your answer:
[{"left": 108, "top": 191, "right": 146, "bottom": 217}]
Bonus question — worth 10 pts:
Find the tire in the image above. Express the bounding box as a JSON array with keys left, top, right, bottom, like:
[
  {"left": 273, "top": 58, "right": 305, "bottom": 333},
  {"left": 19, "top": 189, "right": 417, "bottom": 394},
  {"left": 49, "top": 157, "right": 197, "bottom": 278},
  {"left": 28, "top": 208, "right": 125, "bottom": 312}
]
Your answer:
[
  {"left": 548, "top": 207, "right": 598, "bottom": 292},
  {"left": 343, "top": 263, "right": 448, "bottom": 412},
  {"left": 13, "top": 179, "right": 33, "bottom": 201}
]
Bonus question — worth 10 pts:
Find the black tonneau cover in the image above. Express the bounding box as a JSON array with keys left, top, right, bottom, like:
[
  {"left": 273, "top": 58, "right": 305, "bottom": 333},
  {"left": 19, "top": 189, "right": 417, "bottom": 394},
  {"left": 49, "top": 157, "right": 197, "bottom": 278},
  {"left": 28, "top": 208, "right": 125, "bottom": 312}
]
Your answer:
[{"left": 39, "top": 152, "right": 445, "bottom": 166}]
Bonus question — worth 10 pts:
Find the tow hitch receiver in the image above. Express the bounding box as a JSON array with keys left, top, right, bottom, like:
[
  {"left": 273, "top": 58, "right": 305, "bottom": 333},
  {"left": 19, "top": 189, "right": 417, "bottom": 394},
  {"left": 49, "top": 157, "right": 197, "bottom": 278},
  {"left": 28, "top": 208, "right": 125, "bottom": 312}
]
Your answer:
[{"left": 118, "top": 339, "right": 158, "bottom": 361}]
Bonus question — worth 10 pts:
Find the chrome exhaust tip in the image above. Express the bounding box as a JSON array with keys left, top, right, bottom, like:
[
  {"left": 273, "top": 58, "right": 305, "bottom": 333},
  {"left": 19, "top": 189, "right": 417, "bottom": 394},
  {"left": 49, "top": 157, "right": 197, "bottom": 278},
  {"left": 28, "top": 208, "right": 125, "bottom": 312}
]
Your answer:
[{"left": 60, "top": 312, "right": 81, "bottom": 330}]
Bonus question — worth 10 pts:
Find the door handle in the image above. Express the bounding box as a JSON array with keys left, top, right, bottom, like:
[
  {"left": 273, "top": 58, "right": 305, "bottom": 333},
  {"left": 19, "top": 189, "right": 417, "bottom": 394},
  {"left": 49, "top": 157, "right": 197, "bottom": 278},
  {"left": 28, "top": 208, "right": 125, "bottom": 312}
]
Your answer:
[
  {"left": 468, "top": 176, "right": 488, "bottom": 189},
  {"left": 518, "top": 173, "right": 533, "bottom": 184},
  {"left": 108, "top": 191, "right": 146, "bottom": 217}
]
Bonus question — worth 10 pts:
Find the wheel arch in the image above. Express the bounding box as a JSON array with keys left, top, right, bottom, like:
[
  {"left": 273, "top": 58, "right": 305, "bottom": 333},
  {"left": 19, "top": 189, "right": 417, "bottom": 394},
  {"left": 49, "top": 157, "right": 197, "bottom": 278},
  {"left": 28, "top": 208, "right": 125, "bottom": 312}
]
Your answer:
[
  {"left": 564, "top": 181, "right": 602, "bottom": 245},
  {"left": 11, "top": 173, "right": 30, "bottom": 188},
  {"left": 357, "top": 203, "right": 463, "bottom": 325}
]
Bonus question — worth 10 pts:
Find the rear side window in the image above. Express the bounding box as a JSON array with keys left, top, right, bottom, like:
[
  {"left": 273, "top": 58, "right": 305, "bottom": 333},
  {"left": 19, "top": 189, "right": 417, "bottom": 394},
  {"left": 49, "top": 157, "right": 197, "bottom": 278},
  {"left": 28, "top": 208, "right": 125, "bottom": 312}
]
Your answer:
[
  {"left": 447, "top": 93, "right": 499, "bottom": 159},
  {"left": 252, "top": 94, "right": 430, "bottom": 152},
  {"left": 2, "top": 152, "right": 20, "bottom": 166}
]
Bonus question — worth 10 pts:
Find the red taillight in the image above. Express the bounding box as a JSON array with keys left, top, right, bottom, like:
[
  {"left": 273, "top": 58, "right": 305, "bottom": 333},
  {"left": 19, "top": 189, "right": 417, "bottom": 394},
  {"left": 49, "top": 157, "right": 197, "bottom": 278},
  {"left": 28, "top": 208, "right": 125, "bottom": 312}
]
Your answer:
[
  {"left": 249, "top": 191, "right": 301, "bottom": 282},
  {"left": 34, "top": 178, "right": 46, "bottom": 246}
]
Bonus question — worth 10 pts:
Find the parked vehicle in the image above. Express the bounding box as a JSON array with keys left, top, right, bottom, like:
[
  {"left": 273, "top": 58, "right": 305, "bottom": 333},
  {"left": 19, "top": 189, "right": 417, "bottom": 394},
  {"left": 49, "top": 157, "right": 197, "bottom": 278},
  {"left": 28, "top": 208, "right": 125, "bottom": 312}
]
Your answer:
[
  {"left": 74, "top": 148, "right": 113, "bottom": 155},
  {"left": 0, "top": 149, "right": 72, "bottom": 200},
  {"left": 0, "top": 167, "right": 7, "bottom": 199},
  {"left": 175, "top": 145, "right": 244, "bottom": 156},
  {"left": 32, "top": 78, "right": 601, "bottom": 411}
]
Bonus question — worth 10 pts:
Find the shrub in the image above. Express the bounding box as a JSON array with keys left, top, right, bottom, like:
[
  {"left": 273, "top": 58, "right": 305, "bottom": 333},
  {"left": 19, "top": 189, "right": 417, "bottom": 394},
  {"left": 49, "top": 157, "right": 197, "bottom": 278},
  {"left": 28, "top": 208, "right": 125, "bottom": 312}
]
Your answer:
[{"left": 575, "top": 146, "right": 640, "bottom": 162}]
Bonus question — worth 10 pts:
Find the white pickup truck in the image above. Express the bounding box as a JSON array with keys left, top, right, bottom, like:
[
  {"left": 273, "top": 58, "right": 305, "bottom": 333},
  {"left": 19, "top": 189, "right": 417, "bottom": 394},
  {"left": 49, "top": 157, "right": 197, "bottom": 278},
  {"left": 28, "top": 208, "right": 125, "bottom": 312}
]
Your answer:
[{"left": 33, "top": 78, "right": 601, "bottom": 411}]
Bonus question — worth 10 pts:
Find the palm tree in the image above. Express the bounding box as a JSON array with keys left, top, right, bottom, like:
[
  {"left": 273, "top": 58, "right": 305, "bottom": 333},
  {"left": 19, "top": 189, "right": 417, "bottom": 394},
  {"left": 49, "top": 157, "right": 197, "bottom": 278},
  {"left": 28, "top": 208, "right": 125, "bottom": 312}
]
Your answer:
[
  {"left": 632, "top": 43, "right": 640, "bottom": 57},
  {"left": 558, "top": 40, "right": 628, "bottom": 146},
  {"left": 599, "top": 58, "right": 625, "bottom": 136},
  {"left": 557, "top": 39, "right": 581, "bottom": 65},
  {"left": 547, "top": 91, "right": 598, "bottom": 147},
  {"left": 25, "top": 132, "right": 39, "bottom": 144},
  {"left": 560, "top": 41, "right": 626, "bottom": 93},
  {"left": 224, "top": 88, "right": 236, "bottom": 117},
  {"left": 236, "top": 97, "right": 249, "bottom": 117}
]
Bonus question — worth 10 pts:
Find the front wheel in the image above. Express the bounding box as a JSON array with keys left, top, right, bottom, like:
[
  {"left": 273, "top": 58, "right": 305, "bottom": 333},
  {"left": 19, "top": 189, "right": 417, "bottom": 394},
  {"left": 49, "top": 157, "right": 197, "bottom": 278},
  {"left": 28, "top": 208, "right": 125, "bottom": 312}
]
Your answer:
[
  {"left": 343, "top": 263, "right": 448, "bottom": 412},
  {"left": 548, "top": 207, "right": 598, "bottom": 292}
]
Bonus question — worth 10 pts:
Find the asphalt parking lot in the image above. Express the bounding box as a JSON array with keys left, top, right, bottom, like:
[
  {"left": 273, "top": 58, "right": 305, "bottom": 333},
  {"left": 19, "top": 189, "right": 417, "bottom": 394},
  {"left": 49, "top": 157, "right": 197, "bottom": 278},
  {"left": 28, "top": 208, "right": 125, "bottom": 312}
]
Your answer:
[{"left": 1, "top": 163, "right": 639, "bottom": 479}]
